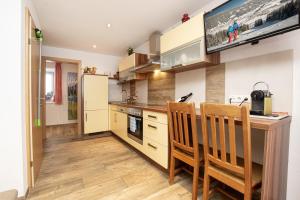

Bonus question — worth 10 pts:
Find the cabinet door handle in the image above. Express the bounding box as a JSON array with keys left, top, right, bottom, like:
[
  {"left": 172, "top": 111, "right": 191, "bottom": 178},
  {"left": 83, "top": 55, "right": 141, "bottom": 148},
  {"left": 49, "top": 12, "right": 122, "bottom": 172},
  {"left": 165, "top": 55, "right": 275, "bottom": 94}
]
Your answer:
[
  {"left": 148, "top": 124, "right": 157, "bottom": 129},
  {"left": 85, "top": 113, "right": 88, "bottom": 122},
  {"left": 148, "top": 143, "right": 157, "bottom": 150},
  {"left": 148, "top": 115, "right": 157, "bottom": 119}
]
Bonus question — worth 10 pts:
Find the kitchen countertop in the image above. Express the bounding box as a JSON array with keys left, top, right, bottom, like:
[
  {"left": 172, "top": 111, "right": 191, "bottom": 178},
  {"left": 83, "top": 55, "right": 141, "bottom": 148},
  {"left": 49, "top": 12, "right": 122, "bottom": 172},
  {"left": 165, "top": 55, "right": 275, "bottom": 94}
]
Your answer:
[
  {"left": 109, "top": 101, "right": 168, "bottom": 113},
  {"left": 109, "top": 101, "right": 291, "bottom": 131}
]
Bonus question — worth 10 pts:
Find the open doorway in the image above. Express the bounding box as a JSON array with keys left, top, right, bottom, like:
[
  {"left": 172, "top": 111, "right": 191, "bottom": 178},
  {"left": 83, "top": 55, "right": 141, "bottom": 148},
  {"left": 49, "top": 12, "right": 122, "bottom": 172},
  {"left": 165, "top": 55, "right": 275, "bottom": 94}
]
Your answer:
[{"left": 42, "top": 57, "right": 82, "bottom": 142}]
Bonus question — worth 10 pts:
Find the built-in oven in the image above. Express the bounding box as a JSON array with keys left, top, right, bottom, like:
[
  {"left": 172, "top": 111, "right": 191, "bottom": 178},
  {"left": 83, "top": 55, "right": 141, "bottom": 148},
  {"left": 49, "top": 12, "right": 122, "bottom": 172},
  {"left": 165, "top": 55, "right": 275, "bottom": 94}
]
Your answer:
[{"left": 127, "top": 108, "right": 143, "bottom": 145}]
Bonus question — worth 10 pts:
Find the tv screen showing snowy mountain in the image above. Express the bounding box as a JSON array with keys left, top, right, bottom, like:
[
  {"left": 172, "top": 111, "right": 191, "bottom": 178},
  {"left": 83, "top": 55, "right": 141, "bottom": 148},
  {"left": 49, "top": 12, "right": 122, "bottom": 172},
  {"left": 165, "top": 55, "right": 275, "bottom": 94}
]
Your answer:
[{"left": 204, "top": 0, "right": 300, "bottom": 53}]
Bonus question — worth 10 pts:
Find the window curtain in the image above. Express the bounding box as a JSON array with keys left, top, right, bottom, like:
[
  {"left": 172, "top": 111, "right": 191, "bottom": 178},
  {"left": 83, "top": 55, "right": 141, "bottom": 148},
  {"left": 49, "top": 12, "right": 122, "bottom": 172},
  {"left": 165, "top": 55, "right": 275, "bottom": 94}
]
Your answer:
[{"left": 54, "top": 62, "right": 62, "bottom": 104}]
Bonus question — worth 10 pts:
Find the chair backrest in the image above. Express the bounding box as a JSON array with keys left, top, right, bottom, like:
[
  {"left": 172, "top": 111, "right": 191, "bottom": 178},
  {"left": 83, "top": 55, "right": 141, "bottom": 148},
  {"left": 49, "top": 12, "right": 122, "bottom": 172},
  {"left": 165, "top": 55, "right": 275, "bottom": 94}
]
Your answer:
[
  {"left": 200, "top": 103, "right": 252, "bottom": 184},
  {"left": 167, "top": 102, "right": 199, "bottom": 156}
]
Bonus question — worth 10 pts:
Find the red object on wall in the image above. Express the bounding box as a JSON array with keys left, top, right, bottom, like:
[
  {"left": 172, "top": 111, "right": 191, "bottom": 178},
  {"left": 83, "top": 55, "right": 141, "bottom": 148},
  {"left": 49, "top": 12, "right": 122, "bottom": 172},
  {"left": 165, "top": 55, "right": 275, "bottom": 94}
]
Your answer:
[
  {"left": 54, "top": 62, "right": 62, "bottom": 104},
  {"left": 181, "top": 13, "right": 190, "bottom": 23}
]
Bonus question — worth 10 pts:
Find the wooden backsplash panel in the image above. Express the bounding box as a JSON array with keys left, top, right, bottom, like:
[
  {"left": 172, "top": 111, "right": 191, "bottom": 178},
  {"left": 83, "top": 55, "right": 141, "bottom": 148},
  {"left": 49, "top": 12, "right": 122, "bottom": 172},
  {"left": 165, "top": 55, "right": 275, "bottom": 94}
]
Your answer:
[
  {"left": 130, "top": 81, "right": 136, "bottom": 96},
  {"left": 206, "top": 64, "right": 225, "bottom": 103},
  {"left": 148, "top": 71, "right": 175, "bottom": 105}
]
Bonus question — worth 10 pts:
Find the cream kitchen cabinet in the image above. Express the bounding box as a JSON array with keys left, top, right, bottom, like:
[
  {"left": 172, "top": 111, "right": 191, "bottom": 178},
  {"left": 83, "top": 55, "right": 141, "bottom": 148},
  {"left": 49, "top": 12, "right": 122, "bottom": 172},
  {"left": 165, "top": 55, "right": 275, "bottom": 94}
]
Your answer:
[
  {"left": 144, "top": 137, "right": 168, "bottom": 169},
  {"left": 110, "top": 110, "right": 118, "bottom": 134},
  {"left": 109, "top": 106, "right": 169, "bottom": 169},
  {"left": 84, "top": 110, "right": 108, "bottom": 134},
  {"left": 143, "top": 110, "right": 168, "bottom": 125},
  {"left": 109, "top": 106, "right": 127, "bottom": 139},
  {"left": 83, "top": 75, "right": 108, "bottom": 110},
  {"left": 160, "top": 12, "right": 219, "bottom": 72},
  {"left": 115, "top": 111, "right": 127, "bottom": 139},
  {"left": 118, "top": 53, "right": 148, "bottom": 72},
  {"left": 160, "top": 13, "right": 204, "bottom": 54},
  {"left": 143, "top": 119, "right": 168, "bottom": 146},
  {"left": 143, "top": 110, "right": 169, "bottom": 169},
  {"left": 82, "top": 75, "right": 108, "bottom": 134}
]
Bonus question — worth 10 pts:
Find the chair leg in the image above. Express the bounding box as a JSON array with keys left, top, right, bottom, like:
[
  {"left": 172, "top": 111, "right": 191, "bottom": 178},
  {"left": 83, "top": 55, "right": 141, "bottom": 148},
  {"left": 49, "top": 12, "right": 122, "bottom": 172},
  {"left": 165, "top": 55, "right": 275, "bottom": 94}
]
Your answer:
[
  {"left": 192, "top": 164, "right": 199, "bottom": 200},
  {"left": 244, "top": 188, "right": 252, "bottom": 200},
  {"left": 169, "top": 154, "right": 175, "bottom": 185},
  {"left": 202, "top": 169, "right": 210, "bottom": 200}
]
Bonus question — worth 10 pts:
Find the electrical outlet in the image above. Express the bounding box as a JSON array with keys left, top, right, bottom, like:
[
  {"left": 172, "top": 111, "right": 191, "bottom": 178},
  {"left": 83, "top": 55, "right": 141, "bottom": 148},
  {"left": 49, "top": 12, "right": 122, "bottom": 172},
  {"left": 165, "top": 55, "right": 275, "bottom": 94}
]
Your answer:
[{"left": 228, "top": 95, "right": 251, "bottom": 106}]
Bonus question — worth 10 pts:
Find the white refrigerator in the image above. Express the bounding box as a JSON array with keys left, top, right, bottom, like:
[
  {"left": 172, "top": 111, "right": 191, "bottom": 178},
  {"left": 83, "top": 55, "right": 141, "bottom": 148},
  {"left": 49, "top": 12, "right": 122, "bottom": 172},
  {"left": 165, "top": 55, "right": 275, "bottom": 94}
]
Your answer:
[{"left": 82, "top": 74, "right": 108, "bottom": 134}]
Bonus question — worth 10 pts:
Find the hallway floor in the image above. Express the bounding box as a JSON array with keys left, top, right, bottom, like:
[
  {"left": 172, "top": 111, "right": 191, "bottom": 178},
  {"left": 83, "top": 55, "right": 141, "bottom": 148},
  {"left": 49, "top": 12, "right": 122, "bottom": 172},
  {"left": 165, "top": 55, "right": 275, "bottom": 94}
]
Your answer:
[{"left": 27, "top": 135, "right": 228, "bottom": 200}]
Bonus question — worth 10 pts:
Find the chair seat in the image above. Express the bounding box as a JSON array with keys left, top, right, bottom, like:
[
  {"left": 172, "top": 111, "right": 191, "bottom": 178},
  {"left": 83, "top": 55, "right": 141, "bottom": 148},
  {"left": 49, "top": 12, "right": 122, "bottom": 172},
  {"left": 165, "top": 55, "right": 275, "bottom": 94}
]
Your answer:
[
  {"left": 174, "top": 144, "right": 204, "bottom": 166},
  {"left": 208, "top": 161, "right": 262, "bottom": 192}
]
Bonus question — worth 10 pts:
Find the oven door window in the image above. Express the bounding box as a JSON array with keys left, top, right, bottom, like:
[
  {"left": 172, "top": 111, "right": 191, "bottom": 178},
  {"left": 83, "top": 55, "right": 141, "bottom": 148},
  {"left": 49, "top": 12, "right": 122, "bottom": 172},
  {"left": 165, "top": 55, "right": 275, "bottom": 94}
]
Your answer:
[{"left": 128, "top": 115, "right": 143, "bottom": 139}]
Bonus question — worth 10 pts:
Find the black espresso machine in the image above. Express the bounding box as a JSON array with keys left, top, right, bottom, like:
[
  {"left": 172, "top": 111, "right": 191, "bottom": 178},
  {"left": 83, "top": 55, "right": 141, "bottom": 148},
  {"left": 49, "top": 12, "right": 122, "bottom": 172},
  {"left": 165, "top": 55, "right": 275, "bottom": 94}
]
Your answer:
[{"left": 250, "top": 81, "right": 273, "bottom": 116}]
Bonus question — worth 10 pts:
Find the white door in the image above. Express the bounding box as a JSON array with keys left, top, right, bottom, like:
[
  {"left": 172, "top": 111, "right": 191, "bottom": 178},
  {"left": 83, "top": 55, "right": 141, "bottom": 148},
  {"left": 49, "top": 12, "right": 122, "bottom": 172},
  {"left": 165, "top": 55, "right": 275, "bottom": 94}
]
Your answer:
[{"left": 84, "top": 75, "right": 108, "bottom": 110}]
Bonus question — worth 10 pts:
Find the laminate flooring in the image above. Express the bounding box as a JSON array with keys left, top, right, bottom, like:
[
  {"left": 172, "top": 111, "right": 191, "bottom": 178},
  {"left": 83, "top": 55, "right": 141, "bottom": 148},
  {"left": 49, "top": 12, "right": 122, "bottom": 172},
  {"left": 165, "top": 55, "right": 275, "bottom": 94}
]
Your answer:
[{"left": 27, "top": 136, "right": 228, "bottom": 200}]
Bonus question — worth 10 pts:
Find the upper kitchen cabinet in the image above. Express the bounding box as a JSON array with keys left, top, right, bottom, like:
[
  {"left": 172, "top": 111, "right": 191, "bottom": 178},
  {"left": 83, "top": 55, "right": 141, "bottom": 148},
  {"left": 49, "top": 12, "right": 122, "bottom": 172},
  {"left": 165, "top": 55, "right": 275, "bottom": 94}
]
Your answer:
[
  {"left": 160, "top": 12, "right": 220, "bottom": 72},
  {"left": 118, "top": 53, "right": 148, "bottom": 72},
  {"left": 118, "top": 53, "right": 148, "bottom": 82},
  {"left": 161, "top": 13, "right": 204, "bottom": 53}
]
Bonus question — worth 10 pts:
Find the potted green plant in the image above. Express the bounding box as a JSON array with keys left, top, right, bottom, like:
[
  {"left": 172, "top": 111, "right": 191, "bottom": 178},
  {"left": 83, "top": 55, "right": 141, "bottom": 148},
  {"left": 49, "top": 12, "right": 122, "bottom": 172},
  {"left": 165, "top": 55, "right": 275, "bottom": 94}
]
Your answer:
[
  {"left": 127, "top": 47, "right": 134, "bottom": 56},
  {"left": 35, "top": 28, "right": 43, "bottom": 41}
]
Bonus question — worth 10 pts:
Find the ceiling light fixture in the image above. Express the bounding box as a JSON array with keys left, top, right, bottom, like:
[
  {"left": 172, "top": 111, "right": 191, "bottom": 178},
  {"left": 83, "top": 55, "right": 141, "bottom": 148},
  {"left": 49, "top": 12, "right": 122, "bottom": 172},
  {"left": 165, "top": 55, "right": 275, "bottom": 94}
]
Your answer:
[
  {"left": 107, "top": 23, "right": 111, "bottom": 28},
  {"left": 92, "top": 45, "right": 97, "bottom": 49}
]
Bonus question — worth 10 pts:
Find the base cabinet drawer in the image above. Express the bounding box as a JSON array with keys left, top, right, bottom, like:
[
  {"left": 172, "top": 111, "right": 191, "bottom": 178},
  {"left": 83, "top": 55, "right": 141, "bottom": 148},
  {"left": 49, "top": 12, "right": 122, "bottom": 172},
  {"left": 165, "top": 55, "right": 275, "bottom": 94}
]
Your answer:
[
  {"left": 143, "top": 111, "right": 168, "bottom": 124},
  {"left": 144, "top": 137, "right": 168, "bottom": 169},
  {"left": 143, "top": 119, "right": 168, "bottom": 146}
]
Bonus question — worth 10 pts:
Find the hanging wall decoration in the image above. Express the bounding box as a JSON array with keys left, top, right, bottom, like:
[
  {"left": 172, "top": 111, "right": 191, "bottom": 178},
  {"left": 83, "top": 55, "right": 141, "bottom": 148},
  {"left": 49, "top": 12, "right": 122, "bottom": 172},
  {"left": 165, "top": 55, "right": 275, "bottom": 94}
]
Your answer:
[{"left": 67, "top": 72, "right": 78, "bottom": 120}]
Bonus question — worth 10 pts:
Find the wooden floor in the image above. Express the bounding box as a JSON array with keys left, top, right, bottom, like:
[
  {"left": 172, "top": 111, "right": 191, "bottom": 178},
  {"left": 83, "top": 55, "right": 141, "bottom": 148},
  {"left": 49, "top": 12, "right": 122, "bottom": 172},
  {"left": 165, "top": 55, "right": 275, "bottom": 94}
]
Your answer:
[{"left": 27, "top": 135, "right": 228, "bottom": 200}]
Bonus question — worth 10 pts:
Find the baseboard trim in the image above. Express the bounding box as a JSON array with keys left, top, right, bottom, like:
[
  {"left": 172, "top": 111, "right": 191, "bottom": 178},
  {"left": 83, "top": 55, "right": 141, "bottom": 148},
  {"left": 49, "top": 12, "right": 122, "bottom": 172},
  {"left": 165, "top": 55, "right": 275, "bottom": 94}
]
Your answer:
[{"left": 18, "top": 187, "right": 29, "bottom": 200}]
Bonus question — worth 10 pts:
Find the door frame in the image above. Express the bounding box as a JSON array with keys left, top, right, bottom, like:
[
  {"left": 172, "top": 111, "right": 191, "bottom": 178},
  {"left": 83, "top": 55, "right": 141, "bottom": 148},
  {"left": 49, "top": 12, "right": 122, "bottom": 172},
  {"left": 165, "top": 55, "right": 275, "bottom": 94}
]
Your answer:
[
  {"left": 42, "top": 56, "right": 82, "bottom": 138},
  {"left": 25, "top": 8, "right": 82, "bottom": 187},
  {"left": 25, "top": 7, "right": 32, "bottom": 188},
  {"left": 25, "top": 8, "right": 44, "bottom": 188}
]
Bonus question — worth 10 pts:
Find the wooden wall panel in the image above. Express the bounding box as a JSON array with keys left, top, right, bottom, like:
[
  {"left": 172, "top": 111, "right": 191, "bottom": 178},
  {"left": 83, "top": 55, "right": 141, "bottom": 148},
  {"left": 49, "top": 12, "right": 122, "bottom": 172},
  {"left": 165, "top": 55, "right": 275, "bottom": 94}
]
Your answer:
[
  {"left": 148, "top": 72, "right": 175, "bottom": 105},
  {"left": 130, "top": 81, "right": 136, "bottom": 96},
  {"left": 206, "top": 64, "right": 225, "bottom": 103}
]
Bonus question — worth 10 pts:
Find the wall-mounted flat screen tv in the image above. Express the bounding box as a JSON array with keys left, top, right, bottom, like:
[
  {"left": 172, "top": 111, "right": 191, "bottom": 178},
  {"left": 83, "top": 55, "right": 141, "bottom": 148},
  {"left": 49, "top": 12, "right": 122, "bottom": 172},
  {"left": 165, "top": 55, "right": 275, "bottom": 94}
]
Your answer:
[{"left": 204, "top": 0, "right": 300, "bottom": 54}]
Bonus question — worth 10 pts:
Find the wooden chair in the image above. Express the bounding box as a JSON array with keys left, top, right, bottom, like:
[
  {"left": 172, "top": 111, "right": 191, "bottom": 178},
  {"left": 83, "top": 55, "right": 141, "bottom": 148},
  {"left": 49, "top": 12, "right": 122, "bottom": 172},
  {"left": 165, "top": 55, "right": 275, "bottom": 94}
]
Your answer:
[
  {"left": 200, "top": 103, "right": 262, "bottom": 200},
  {"left": 167, "top": 102, "right": 202, "bottom": 200}
]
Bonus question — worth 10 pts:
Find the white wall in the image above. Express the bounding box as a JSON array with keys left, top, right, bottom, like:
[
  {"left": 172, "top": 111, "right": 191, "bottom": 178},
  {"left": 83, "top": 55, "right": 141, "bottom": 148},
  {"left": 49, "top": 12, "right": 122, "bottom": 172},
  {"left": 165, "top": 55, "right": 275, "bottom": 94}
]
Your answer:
[
  {"left": 225, "top": 50, "right": 293, "bottom": 114},
  {"left": 134, "top": 41, "right": 150, "bottom": 55},
  {"left": 289, "top": 43, "right": 300, "bottom": 200},
  {"left": 42, "top": 46, "right": 123, "bottom": 102},
  {"left": 24, "top": 0, "right": 40, "bottom": 28},
  {"left": 46, "top": 62, "right": 78, "bottom": 125},
  {"left": 0, "top": 0, "right": 27, "bottom": 196}
]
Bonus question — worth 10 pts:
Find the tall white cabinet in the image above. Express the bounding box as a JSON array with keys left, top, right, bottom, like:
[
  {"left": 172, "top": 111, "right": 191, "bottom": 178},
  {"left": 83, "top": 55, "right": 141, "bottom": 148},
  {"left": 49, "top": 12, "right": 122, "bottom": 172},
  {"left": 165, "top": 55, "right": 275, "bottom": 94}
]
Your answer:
[{"left": 82, "top": 75, "right": 108, "bottom": 134}]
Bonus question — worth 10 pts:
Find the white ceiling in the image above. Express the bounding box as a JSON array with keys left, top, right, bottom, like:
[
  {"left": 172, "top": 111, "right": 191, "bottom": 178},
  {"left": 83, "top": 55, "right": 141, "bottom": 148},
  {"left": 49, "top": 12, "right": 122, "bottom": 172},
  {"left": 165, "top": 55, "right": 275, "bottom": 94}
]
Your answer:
[{"left": 32, "top": 0, "right": 210, "bottom": 56}]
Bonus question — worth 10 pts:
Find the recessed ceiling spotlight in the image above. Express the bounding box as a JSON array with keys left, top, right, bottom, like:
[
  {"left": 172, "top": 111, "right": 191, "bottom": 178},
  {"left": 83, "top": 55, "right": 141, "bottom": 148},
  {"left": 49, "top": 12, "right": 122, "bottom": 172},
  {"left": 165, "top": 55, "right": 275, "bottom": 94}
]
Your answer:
[
  {"left": 92, "top": 45, "right": 97, "bottom": 49},
  {"left": 107, "top": 23, "right": 111, "bottom": 28}
]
